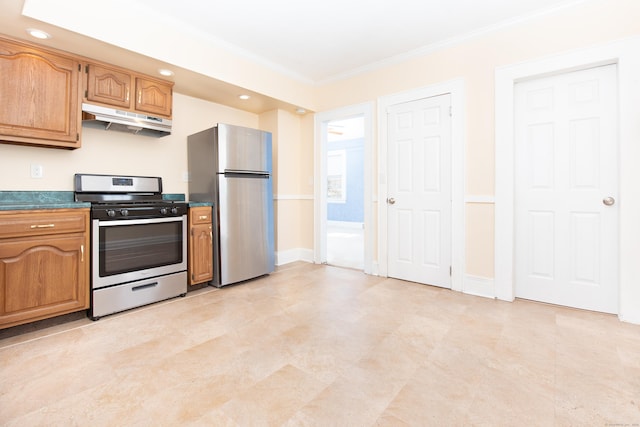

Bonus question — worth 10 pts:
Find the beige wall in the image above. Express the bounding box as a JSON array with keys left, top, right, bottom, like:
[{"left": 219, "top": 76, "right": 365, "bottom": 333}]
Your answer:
[
  {"left": 311, "top": 0, "right": 640, "bottom": 278},
  {"left": 0, "top": 91, "right": 309, "bottom": 257},
  {"left": 3, "top": 0, "right": 640, "bottom": 277},
  {"left": 259, "top": 109, "right": 313, "bottom": 254},
  {"left": 0, "top": 93, "right": 258, "bottom": 194}
]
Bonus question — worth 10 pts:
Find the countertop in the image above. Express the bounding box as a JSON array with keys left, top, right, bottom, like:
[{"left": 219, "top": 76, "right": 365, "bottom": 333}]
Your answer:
[
  {"left": 188, "top": 201, "right": 213, "bottom": 207},
  {"left": 0, "top": 191, "right": 89, "bottom": 211},
  {"left": 0, "top": 191, "right": 206, "bottom": 211}
]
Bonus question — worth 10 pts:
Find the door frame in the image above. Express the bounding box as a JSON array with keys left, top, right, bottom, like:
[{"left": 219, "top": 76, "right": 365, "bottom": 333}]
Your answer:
[
  {"left": 314, "top": 102, "right": 374, "bottom": 274},
  {"left": 378, "top": 79, "right": 465, "bottom": 292},
  {"left": 495, "top": 36, "right": 640, "bottom": 323}
]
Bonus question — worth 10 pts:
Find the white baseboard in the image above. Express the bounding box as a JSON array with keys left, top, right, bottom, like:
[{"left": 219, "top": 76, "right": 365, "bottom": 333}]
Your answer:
[
  {"left": 463, "top": 274, "right": 495, "bottom": 299},
  {"left": 275, "top": 248, "right": 314, "bottom": 266},
  {"left": 619, "top": 312, "right": 640, "bottom": 325},
  {"left": 370, "top": 262, "right": 379, "bottom": 276}
]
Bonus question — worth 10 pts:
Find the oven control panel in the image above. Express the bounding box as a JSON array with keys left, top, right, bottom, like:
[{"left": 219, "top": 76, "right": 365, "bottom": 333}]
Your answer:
[{"left": 93, "top": 203, "right": 188, "bottom": 220}]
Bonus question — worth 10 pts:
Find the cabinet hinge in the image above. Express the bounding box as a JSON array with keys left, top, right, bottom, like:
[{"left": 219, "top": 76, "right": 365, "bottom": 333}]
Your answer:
[
  {"left": 78, "top": 64, "right": 81, "bottom": 72},
  {"left": 85, "top": 90, "right": 88, "bottom": 98},
  {"left": 85, "top": 64, "right": 89, "bottom": 73},
  {"left": 76, "top": 133, "right": 79, "bottom": 142}
]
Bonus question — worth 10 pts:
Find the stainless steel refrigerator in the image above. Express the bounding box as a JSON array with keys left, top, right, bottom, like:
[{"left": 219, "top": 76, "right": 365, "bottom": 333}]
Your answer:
[{"left": 187, "top": 123, "right": 275, "bottom": 287}]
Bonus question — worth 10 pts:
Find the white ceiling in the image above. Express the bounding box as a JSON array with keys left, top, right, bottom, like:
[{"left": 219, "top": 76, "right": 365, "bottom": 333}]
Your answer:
[
  {"left": 131, "top": 0, "right": 585, "bottom": 83},
  {"left": 0, "top": 0, "right": 586, "bottom": 112}
]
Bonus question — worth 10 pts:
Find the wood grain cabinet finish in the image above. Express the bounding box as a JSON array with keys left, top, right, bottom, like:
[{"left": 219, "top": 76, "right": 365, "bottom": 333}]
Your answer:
[
  {"left": 84, "top": 62, "right": 173, "bottom": 118},
  {"left": 0, "top": 209, "right": 90, "bottom": 329},
  {"left": 188, "top": 207, "right": 213, "bottom": 285},
  {"left": 85, "top": 63, "right": 132, "bottom": 108},
  {"left": 135, "top": 77, "right": 173, "bottom": 117},
  {"left": 0, "top": 37, "right": 82, "bottom": 149}
]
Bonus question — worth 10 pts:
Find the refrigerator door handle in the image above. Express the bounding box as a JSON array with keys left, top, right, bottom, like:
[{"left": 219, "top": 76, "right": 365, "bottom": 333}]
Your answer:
[{"left": 224, "top": 170, "right": 270, "bottom": 179}]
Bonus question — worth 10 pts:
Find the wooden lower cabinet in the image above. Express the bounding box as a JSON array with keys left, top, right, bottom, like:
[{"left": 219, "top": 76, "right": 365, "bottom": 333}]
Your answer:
[
  {"left": 0, "top": 209, "right": 90, "bottom": 329},
  {"left": 188, "top": 206, "right": 213, "bottom": 285}
]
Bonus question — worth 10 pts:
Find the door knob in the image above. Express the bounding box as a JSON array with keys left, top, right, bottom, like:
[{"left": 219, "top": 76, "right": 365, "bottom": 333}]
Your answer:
[
  {"left": 603, "top": 196, "right": 615, "bottom": 206},
  {"left": 387, "top": 197, "right": 396, "bottom": 205}
]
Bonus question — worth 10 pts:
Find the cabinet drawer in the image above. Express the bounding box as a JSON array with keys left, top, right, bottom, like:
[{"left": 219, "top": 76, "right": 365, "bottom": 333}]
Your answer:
[
  {"left": 0, "top": 210, "right": 89, "bottom": 239},
  {"left": 189, "top": 207, "right": 212, "bottom": 225}
]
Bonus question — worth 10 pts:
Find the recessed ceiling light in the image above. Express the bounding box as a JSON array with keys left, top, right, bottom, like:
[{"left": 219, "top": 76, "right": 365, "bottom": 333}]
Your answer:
[
  {"left": 158, "top": 69, "right": 174, "bottom": 77},
  {"left": 26, "top": 29, "right": 51, "bottom": 40},
  {"left": 238, "top": 94, "right": 251, "bottom": 100}
]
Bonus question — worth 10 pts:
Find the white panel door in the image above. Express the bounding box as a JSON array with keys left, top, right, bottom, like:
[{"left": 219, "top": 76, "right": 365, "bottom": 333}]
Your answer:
[
  {"left": 514, "top": 64, "right": 618, "bottom": 313},
  {"left": 387, "top": 94, "right": 451, "bottom": 288}
]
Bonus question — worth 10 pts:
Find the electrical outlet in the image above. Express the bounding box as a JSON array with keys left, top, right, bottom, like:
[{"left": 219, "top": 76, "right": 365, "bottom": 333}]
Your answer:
[
  {"left": 182, "top": 171, "right": 190, "bottom": 182},
  {"left": 30, "top": 164, "right": 43, "bottom": 179}
]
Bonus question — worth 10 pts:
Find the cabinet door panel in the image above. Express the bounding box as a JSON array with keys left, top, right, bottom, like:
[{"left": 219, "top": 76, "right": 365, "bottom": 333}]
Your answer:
[
  {"left": 86, "top": 64, "right": 132, "bottom": 108},
  {"left": 0, "top": 38, "right": 81, "bottom": 148},
  {"left": 0, "top": 210, "right": 90, "bottom": 329},
  {"left": 188, "top": 207, "right": 213, "bottom": 285},
  {"left": 135, "top": 77, "right": 172, "bottom": 117},
  {"left": 190, "top": 223, "right": 213, "bottom": 284}
]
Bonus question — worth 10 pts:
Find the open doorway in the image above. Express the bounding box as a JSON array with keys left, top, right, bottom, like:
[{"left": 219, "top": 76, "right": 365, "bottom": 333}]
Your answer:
[
  {"left": 326, "top": 116, "right": 365, "bottom": 269},
  {"left": 314, "top": 102, "right": 373, "bottom": 274}
]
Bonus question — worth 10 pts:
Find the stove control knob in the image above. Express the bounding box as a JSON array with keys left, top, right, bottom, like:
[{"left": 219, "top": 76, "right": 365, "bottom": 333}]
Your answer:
[
  {"left": 120, "top": 209, "right": 129, "bottom": 217},
  {"left": 106, "top": 209, "right": 116, "bottom": 217},
  {"left": 160, "top": 207, "right": 168, "bottom": 215},
  {"left": 171, "top": 207, "right": 178, "bottom": 215}
]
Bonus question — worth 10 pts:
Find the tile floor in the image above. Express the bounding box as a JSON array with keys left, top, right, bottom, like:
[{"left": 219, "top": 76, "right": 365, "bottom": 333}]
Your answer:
[{"left": 1, "top": 262, "right": 639, "bottom": 426}]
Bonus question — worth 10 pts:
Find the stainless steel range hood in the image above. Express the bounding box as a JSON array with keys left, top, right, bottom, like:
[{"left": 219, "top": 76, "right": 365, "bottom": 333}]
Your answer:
[{"left": 81, "top": 103, "right": 172, "bottom": 137}]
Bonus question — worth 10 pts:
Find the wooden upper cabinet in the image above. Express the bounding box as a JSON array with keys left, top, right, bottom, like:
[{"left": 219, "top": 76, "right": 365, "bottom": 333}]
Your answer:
[
  {"left": 83, "top": 61, "right": 173, "bottom": 118},
  {"left": 135, "top": 77, "right": 173, "bottom": 117},
  {"left": 0, "top": 37, "right": 82, "bottom": 149},
  {"left": 86, "top": 64, "right": 132, "bottom": 108}
]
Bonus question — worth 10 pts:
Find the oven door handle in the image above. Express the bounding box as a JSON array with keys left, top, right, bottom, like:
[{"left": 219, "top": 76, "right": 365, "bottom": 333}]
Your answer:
[{"left": 97, "top": 216, "right": 184, "bottom": 227}]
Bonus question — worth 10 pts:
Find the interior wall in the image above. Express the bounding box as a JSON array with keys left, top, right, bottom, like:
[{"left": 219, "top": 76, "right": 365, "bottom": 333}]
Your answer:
[
  {"left": 0, "top": 93, "right": 258, "bottom": 194},
  {"left": 260, "top": 109, "right": 314, "bottom": 260},
  {"left": 299, "top": 113, "right": 315, "bottom": 252},
  {"left": 310, "top": 0, "right": 640, "bottom": 278}
]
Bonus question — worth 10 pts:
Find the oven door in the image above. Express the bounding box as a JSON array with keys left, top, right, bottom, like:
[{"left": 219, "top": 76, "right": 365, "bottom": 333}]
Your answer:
[{"left": 92, "top": 216, "right": 187, "bottom": 289}]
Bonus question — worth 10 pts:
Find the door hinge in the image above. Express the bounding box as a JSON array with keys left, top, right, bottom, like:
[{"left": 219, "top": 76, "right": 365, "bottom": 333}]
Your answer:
[
  {"left": 449, "top": 266, "right": 452, "bottom": 276},
  {"left": 449, "top": 106, "right": 452, "bottom": 117},
  {"left": 85, "top": 64, "right": 89, "bottom": 73}
]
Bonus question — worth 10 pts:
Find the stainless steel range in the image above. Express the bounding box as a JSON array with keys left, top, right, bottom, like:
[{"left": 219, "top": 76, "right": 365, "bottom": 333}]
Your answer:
[{"left": 74, "top": 174, "right": 188, "bottom": 320}]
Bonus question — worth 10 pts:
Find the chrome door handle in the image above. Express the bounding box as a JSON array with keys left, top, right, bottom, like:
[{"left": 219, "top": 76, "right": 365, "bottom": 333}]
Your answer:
[
  {"left": 387, "top": 197, "right": 396, "bottom": 205},
  {"left": 603, "top": 196, "right": 615, "bottom": 206}
]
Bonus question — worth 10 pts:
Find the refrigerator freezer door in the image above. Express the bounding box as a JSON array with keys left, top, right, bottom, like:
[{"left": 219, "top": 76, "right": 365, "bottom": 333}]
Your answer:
[
  {"left": 217, "top": 174, "right": 275, "bottom": 285},
  {"left": 217, "top": 123, "right": 272, "bottom": 173}
]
